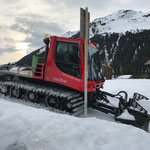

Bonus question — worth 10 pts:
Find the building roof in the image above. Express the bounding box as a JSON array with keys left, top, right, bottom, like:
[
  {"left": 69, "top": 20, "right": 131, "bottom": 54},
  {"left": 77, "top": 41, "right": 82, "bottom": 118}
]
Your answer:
[{"left": 144, "top": 59, "right": 150, "bottom": 65}]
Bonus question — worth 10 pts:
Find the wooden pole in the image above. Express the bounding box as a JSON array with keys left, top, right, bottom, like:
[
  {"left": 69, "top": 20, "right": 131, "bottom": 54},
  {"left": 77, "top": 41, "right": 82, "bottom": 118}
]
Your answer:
[{"left": 84, "top": 7, "right": 88, "bottom": 116}]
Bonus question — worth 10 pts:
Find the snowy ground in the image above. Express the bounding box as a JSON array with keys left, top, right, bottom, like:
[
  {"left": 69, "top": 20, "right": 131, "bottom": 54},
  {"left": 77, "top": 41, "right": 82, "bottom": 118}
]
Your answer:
[{"left": 0, "top": 79, "right": 150, "bottom": 150}]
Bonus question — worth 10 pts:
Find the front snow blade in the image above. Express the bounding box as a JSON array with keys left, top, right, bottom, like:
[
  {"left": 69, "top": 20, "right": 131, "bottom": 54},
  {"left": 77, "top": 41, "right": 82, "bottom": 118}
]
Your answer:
[
  {"left": 91, "top": 90, "right": 150, "bottom": 131},
  {"left": 116, "top": 109, "right": 150, "bottom": 132},
  {"left": 128, "top": 109, "right": 150, "bottom": 131},
  {"left": 116, "top": 98, "right": 150, "bottom": 132}
]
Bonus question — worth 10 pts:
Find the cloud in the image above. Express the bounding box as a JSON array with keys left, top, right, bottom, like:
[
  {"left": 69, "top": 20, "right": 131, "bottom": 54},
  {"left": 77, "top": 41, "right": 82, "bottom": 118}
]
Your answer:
[
  {"left": 10, "top": 24, "right": 30, "bottom": 34},
  {"left": 2, "top": 0, "right": 19, "bottom": 4},
  {"left": 0, "top": 47, "right": 18, "bottom": 54},
  {"left": 9, "top": 14, "right": 65, "bottom": 49},
  {"left": 0, "top": 36, "right": 18, "bottom": 54},
  {"left": 0, "top": 51, "right": 26, "bottom": 64},
  {"left": 40, "top": 0, "right": 150, "bottom": 21},
  {"left": 15, "top": 17, "right": 64, "bottom": 35}
]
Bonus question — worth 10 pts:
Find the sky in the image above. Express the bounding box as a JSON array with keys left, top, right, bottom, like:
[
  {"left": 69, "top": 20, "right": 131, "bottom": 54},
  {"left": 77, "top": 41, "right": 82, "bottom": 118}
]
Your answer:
[{"left": 0, "top": 0, "right": 150, "bottom": 64}]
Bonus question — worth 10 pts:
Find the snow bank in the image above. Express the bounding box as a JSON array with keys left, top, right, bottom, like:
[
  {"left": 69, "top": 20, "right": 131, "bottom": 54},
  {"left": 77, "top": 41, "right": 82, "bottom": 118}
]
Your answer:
[
  {"left": 9, "top": 67, "right": 26, "bottom": 72},
  {"left": 116, "top": 75, "right": 133, "bottom": 79},
  {"left": 0, "top": 79, "right": 150, "bottom": 150},
  {"left": 0, "top": 99, "right": 150, "bottom": 150}
]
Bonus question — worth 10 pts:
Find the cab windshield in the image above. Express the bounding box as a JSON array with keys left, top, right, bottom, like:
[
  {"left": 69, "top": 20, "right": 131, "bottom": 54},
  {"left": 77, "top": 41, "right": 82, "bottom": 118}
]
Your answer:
[{"left": 88, "top": 46, "right": 104, "bottom": 81}]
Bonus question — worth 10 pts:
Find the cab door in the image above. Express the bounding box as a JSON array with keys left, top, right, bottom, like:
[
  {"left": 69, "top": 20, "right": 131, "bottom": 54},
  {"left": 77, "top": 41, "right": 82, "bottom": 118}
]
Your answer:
[
  {"left": 45, "top": 37, "right": 84, "bottom": 92},
  {"left": 55, "top": 41, "right": 81, "bottom": 78}
]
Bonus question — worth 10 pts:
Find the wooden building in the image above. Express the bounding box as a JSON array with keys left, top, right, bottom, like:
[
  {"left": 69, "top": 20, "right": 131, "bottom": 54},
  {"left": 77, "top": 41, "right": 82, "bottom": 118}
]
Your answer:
[
  {"left": 144, "top": 59, "right": 150, "bottom": 72},
  {"left": 144, "top": 59, "right": 150, "bottom": 78},
  {"left": 102, "top": 64, "right": 113, "bottom": 79}
]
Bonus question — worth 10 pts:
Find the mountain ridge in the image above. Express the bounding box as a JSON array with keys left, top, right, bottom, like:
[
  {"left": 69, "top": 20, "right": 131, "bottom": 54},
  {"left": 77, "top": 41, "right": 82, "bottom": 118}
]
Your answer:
[
  {"left": 90, "top": 9, "right": 150, "bottom": 36},
  {"left": 63, "top": 9, "right": 150, "bottom": 38}
]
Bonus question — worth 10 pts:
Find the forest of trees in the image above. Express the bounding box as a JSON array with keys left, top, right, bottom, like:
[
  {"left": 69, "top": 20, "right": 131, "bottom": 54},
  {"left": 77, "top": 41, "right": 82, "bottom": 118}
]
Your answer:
[{"left": 90, "top": 30, "right": 150, "bottom": 77}]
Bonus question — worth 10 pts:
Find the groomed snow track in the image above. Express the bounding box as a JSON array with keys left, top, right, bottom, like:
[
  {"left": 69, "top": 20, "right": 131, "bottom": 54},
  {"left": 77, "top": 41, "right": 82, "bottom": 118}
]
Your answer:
[{"left": 0, "top": 81, "right": 84, "bottom": 116}]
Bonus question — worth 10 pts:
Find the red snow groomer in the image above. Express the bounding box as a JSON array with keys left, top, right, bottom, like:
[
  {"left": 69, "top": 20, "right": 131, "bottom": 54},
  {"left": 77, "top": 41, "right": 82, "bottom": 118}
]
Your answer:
[
  {"left": 0, "top": 35, "right": 149, "bottom": 131},
  {"left": 0, "top": 7, "right": 149, "bottom": 131}
]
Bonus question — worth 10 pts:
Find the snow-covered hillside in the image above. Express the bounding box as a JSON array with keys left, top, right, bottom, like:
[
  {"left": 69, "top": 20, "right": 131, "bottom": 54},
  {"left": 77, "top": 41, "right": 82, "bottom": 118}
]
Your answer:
[
  {"left": 0, "top": 79, "right": 150, "bottom": 150},
  {"left": 62, "top": 31, "right": 79, "bottom": 38},
  {"left": 90, "top": 10, "right": 150, "bottom": 37}
]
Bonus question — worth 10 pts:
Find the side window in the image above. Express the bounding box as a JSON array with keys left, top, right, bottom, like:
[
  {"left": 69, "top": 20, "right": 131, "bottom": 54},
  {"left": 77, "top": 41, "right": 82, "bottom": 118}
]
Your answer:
[
  {"left": 68, "top": 43, "right": 80, "bottom": 64},
  {"left": 56, "top": 42, "right": 80, "bottom": 64},
  {"left": 55, "top": 41, "right": 81, "bottom": 78},
  {"left": 55, "top": 42, "right": 68, "bottom": 62}
]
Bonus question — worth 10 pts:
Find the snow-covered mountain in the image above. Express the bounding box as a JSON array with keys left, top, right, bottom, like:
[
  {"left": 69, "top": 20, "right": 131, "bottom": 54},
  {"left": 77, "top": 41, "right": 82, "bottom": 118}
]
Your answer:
[
  {"left": 90, "top": 10, "right": 150, "bottom": 37},
  {"left": 62, "top": 31, "right": 79, "bottom": 38},
  {"left": 65, "top": 10, "right": 150, "bottom": 38}
]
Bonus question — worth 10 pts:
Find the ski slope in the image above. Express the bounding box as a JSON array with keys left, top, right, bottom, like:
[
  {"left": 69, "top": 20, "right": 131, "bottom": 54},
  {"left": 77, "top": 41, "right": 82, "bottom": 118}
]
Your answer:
[{"left": 0, "top": 79, "right": 150, "bottom": 150}]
